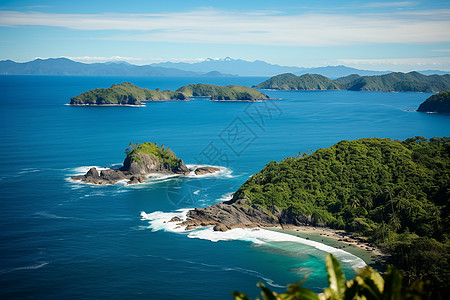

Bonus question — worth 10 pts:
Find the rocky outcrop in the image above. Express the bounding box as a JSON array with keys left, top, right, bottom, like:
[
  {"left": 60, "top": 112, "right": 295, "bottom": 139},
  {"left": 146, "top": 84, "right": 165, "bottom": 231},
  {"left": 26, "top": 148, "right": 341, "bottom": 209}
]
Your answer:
[
  {"left": 72, "top": 151, "right": 191, "bottom": 185},
  {"left": 194, "top": 166, "right": 221, "bottom": 175},
  {"left": 120, "top": 152, "right": 190, "bottom": 175},
  {"left": 181, "top": 199, "right": 279, "bottom": 231},
  {"left": 72, "top": 150, "right": 222, "bottom": 185},
  {"left": 178, "top": 198, "right": 328, "bottom": 232}
]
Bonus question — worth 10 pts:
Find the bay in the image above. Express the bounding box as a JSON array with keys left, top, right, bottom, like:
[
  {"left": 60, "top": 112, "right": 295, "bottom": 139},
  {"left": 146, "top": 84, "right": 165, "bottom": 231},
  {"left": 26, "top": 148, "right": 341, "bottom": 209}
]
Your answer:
[{"left": 0, "top": 75, "right": 449, "bottom": 299}]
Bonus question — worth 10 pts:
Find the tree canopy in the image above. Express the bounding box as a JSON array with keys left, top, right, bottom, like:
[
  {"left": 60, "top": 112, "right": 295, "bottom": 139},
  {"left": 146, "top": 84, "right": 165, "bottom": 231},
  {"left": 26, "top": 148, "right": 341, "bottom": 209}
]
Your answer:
[{"left": 233, "top": 137, "right": 450, "bottom": 290}]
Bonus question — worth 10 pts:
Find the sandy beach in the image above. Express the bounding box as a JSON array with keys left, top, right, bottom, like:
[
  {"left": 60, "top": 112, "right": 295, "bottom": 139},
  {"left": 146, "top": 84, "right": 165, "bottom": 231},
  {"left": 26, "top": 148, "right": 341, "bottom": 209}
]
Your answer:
[{"left": 266, "top": 225, "right": 389, "bottom": 268}]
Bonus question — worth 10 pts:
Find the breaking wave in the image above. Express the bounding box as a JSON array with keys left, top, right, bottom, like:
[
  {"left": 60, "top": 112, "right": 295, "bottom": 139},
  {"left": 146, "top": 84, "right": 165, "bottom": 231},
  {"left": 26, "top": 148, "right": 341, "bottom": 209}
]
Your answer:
[{"left": 140, "top": 209, "right": 366, "bottom": 270}]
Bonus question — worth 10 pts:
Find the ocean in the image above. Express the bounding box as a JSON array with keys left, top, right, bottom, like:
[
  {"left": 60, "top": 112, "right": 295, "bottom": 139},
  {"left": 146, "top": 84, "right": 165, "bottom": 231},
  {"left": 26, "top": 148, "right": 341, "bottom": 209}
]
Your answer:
[{"left": 1, "top": 75, "right": 449, "bottom": 299}]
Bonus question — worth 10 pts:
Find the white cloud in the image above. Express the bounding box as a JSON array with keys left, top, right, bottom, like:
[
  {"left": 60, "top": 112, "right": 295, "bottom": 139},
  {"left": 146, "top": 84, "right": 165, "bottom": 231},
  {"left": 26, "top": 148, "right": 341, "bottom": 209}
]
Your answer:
[
  {"left": 0, "top": 8, "right": 449, "bottom": 47},
  {"left": 432, "top": 49, "right": 450, "bottom": 53},
  {"left": 337, "top": 57, "right": 450, "bottom": 71},
  {"left": 64, "top": 55, "right": 143, "bottom": 63},
  {"left": 364, "top": 2, "right": 416, "bottom": 8}
]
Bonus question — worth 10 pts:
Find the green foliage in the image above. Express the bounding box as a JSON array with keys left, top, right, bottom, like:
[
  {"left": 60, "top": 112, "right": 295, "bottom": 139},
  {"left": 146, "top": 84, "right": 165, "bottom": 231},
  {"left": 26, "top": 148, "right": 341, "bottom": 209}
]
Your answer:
[
  {"left": 325, "top": 254, "right": 346, "bottom": 299},
  {"left": 126, "top": 142, "right": 182, "bottom": 168},
  {"left": 176, "top": 83, "right": 269, "bottom": 100},
  {"left": 417, "top": 90, "right": 450, "bottom": 113},
  {"left": 254, "top": 72, "right": 450, "bottom": 92},
  {"left": 233, "top": 137, "right": 450, "bottom": 290},
  {"left": 254, "top": 73, "right": 339, "bottom": 91},
  {"left": 70, "top": 82, "right": 269, "bottom": 104},
  {"left": 233, "top": 254, "right": 430, "bottom": 300}
]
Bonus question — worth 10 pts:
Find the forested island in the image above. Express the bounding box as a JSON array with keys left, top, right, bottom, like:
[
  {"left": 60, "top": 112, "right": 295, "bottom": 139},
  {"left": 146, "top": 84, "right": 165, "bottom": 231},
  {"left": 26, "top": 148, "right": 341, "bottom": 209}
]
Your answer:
[
  {"left": 254, "top": 72, "right": 450, "bottom": 92},
  {"left": 179, "top": 137, "right": 450, "bottom": 292},
  {"left": 417, "top": 90, "right": 450, "bottom": 113},
  {"left": 70, "top": 82, "right": 269, "bottom": 105},
  {"left": 72, "top": 142, "right": 219, "bottom": 184}
]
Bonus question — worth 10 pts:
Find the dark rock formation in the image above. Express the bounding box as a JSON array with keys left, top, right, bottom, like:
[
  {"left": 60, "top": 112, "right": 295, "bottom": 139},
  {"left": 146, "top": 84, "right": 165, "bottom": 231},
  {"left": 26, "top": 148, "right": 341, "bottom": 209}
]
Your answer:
[
  {"left": 178, "top": 198, "right": 328, "bottom": 232},
  {"left": 121, "top": 152, "right": 189, "bottom": 175},
  {"left": 72, "top": 151, "right": 191, "bottom": 185},
  {"left": 72, "top": 149, "right": 221, "bottom": 185},
  {"left": 127, "top": 175, "right": 147, "bottom": 185},
  {"left": 180, "top": 199, "right": 277, "bottom": 231},
  {"left": 194, "top": 166, "right": 221, "bottom": 175}
]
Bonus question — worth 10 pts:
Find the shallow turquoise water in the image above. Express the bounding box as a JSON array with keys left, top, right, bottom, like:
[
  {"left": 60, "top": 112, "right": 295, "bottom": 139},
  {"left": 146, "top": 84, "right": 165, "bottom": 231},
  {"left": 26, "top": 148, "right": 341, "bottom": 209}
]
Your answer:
[{"left": 0, "top": 75, "right": 449, "bottom": 299}]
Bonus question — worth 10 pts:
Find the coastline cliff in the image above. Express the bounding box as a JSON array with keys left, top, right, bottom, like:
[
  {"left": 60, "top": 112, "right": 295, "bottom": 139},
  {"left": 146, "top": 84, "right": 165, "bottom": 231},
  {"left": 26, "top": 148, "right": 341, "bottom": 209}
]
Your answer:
[{"left": 417, "top": 90, "right": 450, "bottom": 113}]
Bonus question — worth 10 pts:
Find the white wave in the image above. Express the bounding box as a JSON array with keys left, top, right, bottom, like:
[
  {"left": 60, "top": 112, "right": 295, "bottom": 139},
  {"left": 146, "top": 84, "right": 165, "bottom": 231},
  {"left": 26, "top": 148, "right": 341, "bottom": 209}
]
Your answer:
[
  {"left": 140, "top": 209, "right": 189, "bottom": 233},
  {"left": 216, "top": 192, "right": 234, "bottom": 202},
  {"left": 70, "top": 166, "right": 110, "bottom": 176},
  {"left": 186, "top": 164, "right": 234, "bottom": 178},
  {"left": 17, "top": 168, "right": 40, "bottom": 174},
  {"left": 33, "top": 211, "right": 73, "bottom": 219},
  {"left": 68, "top": 164, "right": 234, "bottom": 187},
  {"left": 0, "top": 262, "right": 49, "bottom": 274},
  {"left": 188, "top": 227, "right": 366, "bottom": 269},
  {"left": 141, "top": 209, "right": 366, "bottom": 270}
]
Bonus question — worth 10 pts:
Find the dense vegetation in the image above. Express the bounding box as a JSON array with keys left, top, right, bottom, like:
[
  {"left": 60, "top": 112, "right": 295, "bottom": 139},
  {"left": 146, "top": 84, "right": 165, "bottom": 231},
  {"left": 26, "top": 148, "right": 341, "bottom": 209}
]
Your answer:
[
  {"left": 125, "top": 142, "right": 182, "bottom": 168},
  {"left": 252, "top": 73, "right": 339, "bottom": 91},
  {"left": 254, "top": 72, "right": 450, "bottom": 92},
  {"left": 70, "top": 82, "right": 268, "bottom": 105},
  {"left": 176, "top": 83, "right": 269, "bottom": 100},
  {"left": 233, "top": 137, "right": 450, "bottom": 291},
  {"left": 234, "top": 254, "right": 432, "bottom": 300},
  {"left": 417, "top": 90, "right": 450, "bottom": 113}
]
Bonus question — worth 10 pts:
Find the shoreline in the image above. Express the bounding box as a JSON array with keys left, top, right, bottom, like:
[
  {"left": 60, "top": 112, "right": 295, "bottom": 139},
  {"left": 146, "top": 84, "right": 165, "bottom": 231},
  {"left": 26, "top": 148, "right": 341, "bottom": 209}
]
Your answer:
[
  {"left": 265, "top": 225, "right": 389, "bottom": 269},
  {"left": 68, "top": 103, "right": 146, "bottom": 107}
]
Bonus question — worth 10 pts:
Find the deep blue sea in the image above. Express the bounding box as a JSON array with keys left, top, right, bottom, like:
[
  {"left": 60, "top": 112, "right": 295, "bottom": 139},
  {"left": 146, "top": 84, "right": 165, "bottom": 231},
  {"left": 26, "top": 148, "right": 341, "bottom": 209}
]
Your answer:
[{"left": 1, "top": 75, "right": 449, "bottom": 299}]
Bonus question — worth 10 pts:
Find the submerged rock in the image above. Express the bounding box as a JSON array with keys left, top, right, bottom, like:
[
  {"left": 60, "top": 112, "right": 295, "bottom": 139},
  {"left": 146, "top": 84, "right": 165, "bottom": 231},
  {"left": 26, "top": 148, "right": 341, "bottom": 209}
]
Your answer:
[{"left": 194, "top": 166, "right": 221, "bottom": 175}]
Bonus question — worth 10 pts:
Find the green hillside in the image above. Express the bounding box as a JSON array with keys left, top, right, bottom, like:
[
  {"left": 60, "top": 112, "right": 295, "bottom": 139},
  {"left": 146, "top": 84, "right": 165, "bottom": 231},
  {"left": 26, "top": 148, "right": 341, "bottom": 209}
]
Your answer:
[
  {"left": 70, "top": 82, "right": 268, "bottom": 105},
  {"left": 233, "top": 137, "right": 450, "bottom": 288},
  {"left": 253, "top": 73, "right": 339, "bottom": 90},
  {"left": 254, "top": 72, "right": 450, "bottom": 92},
  {"left": 176, "top": 83, "right": 269, "bottom": 100},
  {"left": 70, "top": 82, "right": 185, "bottom": 105},
  {"left": 418, "top": 90, "right": 450, "bottom": 113}
]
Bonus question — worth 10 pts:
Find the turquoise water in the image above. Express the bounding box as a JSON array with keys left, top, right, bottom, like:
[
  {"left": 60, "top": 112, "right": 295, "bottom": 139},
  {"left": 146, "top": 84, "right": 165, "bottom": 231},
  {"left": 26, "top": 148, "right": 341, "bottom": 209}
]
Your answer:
[{"left": 0, "top": 76, "right": 449, "bottom": 299}]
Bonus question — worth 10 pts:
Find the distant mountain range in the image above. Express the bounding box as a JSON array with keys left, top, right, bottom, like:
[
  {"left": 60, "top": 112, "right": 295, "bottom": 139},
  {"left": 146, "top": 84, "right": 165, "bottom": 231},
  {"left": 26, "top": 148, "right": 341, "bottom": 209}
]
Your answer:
[
  {"left": 254, "top": 72, "right": 450, "bottom": 93},
  {"left": 0, "top": 57, "right": 448, "bottom": 78},
  {"left": 151, "top": 57, "right": 449, "bottom": 77},
  {"left": 0, "top": 58, "right": 234, "bottom": 77}
]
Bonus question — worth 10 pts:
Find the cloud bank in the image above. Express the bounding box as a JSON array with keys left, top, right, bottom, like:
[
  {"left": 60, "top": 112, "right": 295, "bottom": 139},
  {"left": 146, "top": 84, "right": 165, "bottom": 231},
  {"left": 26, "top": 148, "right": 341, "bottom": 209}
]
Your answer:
[{"left": 0, "top": 8, "right": 449, "bottom": 47}]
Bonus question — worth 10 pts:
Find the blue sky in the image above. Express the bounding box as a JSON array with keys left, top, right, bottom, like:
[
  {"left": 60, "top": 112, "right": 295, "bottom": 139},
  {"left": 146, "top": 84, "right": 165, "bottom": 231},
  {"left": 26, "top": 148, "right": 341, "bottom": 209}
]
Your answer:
[{"left": 1, "top": 0, "right": 450, "bottom": 71}]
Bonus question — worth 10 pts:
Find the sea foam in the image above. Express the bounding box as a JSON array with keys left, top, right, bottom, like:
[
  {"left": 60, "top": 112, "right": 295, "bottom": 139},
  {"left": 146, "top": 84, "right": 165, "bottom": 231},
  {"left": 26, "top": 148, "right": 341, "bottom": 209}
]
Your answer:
[
  {"left": 186, "top": 164, "right": 234, "bottom": 178},
  {"left": 140, "top": 209, "right": 367, "bottom": 270}
]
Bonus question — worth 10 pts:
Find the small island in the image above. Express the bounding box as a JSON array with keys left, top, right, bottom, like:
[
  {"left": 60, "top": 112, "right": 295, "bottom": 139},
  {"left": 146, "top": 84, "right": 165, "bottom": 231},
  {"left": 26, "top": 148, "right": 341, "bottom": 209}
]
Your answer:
[
  {"left": 72, "top": 142, "right": 220, "bottom": 185},
  {"left": 417, "top": 90, "right": 450, "bottom": 113},
  {"left": 254, "top": 72, "right": 450, "bottom": 92},
  {"left": 70, "top": 82, "right": 269, "bottom": 105}
]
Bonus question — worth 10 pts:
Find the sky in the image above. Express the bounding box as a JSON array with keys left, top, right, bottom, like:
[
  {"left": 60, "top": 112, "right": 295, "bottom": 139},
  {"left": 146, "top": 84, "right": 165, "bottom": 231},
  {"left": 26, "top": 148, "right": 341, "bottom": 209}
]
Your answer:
[{"left": 1, "top": 0, "right": 450, "bottom": 71}]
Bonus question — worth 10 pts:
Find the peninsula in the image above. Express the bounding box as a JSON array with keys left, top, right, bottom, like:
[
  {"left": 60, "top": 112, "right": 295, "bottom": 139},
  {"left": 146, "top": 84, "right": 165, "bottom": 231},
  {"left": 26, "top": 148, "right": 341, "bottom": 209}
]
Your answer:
[
  {"left": 178, "top": 137, "right": 450, "bottom": 290},
  {"left": 417, "top": 90, "right": 450, "bottom": 113},
  {"left": 254, "top": 72, "right": 450, "bottom": 92},
  {"left": 70, "top": 82, "right": 269, "bottom": 105},
  {"left": 72, "top": 142, "right": 220, "bottom": 185}
]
